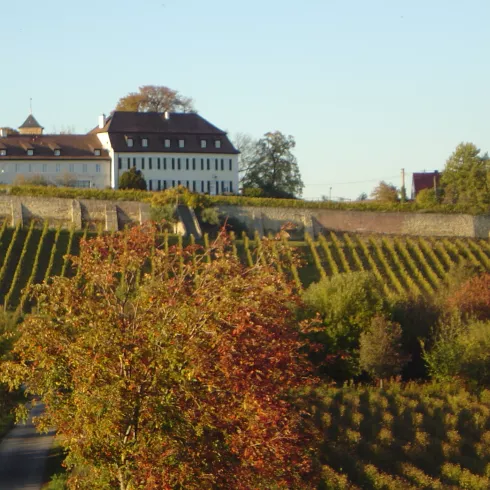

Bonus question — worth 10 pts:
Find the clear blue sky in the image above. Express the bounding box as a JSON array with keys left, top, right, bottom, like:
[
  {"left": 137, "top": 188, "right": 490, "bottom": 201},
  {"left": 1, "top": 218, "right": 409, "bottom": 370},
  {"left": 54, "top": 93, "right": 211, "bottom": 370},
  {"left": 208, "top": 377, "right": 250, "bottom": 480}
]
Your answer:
[{"left": 1, "top": 0, "right": 489, "bottom": 200}]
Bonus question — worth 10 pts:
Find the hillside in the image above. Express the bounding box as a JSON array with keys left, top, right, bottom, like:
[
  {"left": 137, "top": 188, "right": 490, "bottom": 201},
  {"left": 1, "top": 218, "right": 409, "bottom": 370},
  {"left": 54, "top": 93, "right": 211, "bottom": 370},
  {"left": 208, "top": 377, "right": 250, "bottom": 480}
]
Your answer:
[{"left": 0, "top": 223, "right": 489, "bottom": 313}]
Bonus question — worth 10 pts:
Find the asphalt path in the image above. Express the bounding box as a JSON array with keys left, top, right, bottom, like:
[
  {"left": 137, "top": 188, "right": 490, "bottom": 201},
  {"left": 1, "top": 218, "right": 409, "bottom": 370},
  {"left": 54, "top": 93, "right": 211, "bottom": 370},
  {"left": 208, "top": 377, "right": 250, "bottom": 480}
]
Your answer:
[{"left": 0, "top": 403, "right": 55, "bottom": 490}]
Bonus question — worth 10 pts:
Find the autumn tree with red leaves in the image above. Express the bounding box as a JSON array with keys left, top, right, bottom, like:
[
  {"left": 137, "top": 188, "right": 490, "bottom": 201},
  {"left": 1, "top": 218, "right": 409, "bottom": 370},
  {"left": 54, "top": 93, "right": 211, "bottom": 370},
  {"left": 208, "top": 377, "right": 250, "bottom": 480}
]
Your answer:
[
  {"left": 2, "top": 225, "right": 319, "bottom": 489},
  {"left": 446, "top": 272, "right": 490, "bottom": 320}
]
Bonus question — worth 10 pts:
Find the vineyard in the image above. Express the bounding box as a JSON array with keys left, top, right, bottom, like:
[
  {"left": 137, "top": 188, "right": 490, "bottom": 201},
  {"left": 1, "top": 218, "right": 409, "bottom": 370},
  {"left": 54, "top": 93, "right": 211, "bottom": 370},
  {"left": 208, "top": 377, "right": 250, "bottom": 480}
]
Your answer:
[
  {"left": 0, "top": 223, "right": 489, "bottom": 313},
  {"left": 314, "top": 382, "right": 490, "bottom": 489}
]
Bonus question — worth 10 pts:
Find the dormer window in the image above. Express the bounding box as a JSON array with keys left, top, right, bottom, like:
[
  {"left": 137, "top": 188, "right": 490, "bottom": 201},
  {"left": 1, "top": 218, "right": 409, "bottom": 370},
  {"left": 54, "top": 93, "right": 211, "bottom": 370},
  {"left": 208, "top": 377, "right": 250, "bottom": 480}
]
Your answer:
[
  {"left": 164, "top": 139, "right": 171, "bottom": 148},
  {"left": 127, "top": 138, "right": 133, "bottom": 148},
  {"left": 94, "top": 149, "right": 101, "bottom": 156},
  {"left": 215, "top": 140, "right": 221, "bottom": 149},
  {"left": 201, "top": 140, "right": 207, "bottom": 149},
  {"left": 54, "top": 149, "right": 61, "bottom": 156},
  {"left": 142, "top": 138, "right": 148, "bottom": 148},
  {"left": 27, "top": 149, "right": 34, "bottom": 156},
  {"left": 179, "top": 139, "right": 185, "bottom": 148},
  {"left": 0, "top": 150, "right": 6, "bottom": 156}
]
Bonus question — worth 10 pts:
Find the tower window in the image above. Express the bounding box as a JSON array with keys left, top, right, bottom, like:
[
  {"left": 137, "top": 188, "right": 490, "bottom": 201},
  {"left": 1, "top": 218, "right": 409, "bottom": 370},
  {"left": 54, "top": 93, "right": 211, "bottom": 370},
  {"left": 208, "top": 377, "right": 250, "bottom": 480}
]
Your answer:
[
  {"left": 142, "top": 138, "right": 148, "bottom": 147},
  {"left": 201, "top": 140, "right": 207, "bottom": 149},
  {"left": 127, "top": 138, "right": 133, "bottom": 148},
  {"left": 179, "top": 139, "right": 185, "bottom": 148},
  {"left": 215, "top": 140, "right": 221, "bottom": 149},
  {"left": 165, "top": 139, "right": 171, "bottom": 148}
]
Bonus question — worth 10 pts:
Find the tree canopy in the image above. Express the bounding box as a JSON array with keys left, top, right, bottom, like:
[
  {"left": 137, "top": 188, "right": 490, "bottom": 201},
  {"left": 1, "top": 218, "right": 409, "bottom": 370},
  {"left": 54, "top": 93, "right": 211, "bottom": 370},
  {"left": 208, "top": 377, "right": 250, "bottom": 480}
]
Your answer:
[
  {"left": 370, "top": 181, "right": 399, "bottom": 202},
  {"left": 115, "top": 85, "right": 195, "bottom": 113},
  {"left": 241, "top": 131, "right": 304, "bottom": 198},
  {"left": 440, "top": 142, "right": 490, "bottom": 207},
  {"left": 2, "top": 225, "right": 319, "bottom": 489},
  {"left": 118, "top": 166, "right": 147, "bottom": 190}
]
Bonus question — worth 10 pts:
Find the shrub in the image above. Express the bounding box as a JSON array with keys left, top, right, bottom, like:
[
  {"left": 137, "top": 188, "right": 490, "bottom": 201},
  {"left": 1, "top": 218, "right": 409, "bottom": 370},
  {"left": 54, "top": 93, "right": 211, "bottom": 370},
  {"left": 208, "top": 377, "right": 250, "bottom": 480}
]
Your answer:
[
  {"left": 360, "top": 316, "right": 410, "bottom": 386},
  {"left": 416, "top": 188, "right": 440, "bottom": 207},
  {"left": 302, "top": 272, "right": 388, "bottom": 382},
  {"left": 151, "top": 185, "right": 212, "bottom": 210},
  {"left": 200, "top": 207, "right": 221, "bottom": 225},
  {"left": 446, "top": 273, "right": 490, "bottom": 321},
  {"left": 118, "top": 167, "right": 147, "bottom": 190},
  {"left": 423, "top": 318, "right": 490, "bottom": 386}
]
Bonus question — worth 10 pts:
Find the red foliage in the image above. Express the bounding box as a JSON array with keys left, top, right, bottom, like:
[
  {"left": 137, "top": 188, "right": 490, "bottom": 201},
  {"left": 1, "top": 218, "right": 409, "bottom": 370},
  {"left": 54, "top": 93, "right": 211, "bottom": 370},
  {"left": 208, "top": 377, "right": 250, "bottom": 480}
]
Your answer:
[{"left": 446, "top": 273, "right": 490, "bottom": 320}]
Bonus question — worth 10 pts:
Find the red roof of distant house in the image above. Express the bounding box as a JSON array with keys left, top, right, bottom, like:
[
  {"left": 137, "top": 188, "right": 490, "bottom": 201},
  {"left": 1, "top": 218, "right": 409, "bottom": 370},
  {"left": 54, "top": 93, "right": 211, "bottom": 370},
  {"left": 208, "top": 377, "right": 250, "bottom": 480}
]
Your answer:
[{"left": 412, "top": 172, "right": 440, "bottom": 197}]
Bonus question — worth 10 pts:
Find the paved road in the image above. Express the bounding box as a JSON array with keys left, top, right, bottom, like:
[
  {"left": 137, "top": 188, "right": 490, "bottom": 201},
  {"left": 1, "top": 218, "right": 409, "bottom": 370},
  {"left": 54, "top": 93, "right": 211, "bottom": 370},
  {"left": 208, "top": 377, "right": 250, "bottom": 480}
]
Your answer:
[{"left": 0, "top": 403, "right": 55, "bottom": 490}]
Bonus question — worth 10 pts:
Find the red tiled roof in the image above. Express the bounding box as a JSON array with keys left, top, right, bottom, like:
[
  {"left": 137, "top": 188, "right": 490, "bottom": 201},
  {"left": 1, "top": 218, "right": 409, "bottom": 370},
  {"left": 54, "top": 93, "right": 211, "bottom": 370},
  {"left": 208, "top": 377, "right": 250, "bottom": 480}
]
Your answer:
[{"left": 0, "top": 134, "right": 109, "bottom": 160}]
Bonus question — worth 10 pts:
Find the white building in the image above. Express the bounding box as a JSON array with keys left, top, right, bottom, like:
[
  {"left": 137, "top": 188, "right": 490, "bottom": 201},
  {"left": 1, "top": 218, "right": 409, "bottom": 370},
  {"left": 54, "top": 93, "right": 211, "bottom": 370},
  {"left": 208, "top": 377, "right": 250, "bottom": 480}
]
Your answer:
[{"left": 0, "top": 111, "right": 239, "bottom": 194}]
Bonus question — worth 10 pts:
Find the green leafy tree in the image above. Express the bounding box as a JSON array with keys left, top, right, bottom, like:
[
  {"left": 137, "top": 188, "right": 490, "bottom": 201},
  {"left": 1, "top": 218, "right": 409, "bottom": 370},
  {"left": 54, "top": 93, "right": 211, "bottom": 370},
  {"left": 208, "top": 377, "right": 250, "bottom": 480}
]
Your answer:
[
  {"left": 302, "top": 272, "right": 388, "bottom": 381},
  {"left": 118, "top": 166, "right": 147, "bottom": 190},
  {"left": 415, "top": 188, "right": 439, "bottom": 207},
  {"left": 115, "top": 85, "right": 195, "bottom": 113},
  {"left": 360, "top": 316, "right": 410, "bottom": 387},
  {"left": 241, "top": 131, "right": 304, "bottom": 198},
  {"left": 370, "top": 181, "right": 399, "bottom": 202},
  {"left": 440, "top": 142, "right": 490, "bottom": 206},
  {"left": 2, "top": 225, "right": 319, "bottom": 489}
]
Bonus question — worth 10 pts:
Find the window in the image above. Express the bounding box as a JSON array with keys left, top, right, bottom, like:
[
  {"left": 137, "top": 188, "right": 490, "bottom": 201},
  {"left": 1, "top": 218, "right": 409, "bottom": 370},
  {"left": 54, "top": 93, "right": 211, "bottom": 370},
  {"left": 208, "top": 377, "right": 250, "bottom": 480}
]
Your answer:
[
  {"left": 29, "top": 164, "right": 32, "bottom": 173},
  {"left": 207, "top": 181, "right": 211, "bottom": 193},
  {"left": 230, "top": 181, "right": 233, "bottom": 193},
  {"left": 221, "top": 159, "right": 224, "bottom": 171},
  {"left": 207, "top": 159, "right": 210, "bottom": 170},
  {"left": 141, "top": 157, "right": 145, "bottom": 170},
  {"left": 165, "top": 139, "right": 171, "bottom": 148},
  {"left": 127, "top": 138, "right": 133, "bottom": 148},
  {"left": 186, "top": 180, "right": 189, "bottom": 188},
  {"left": 178, "top": 180, "right": 181, "bottom": 186},
  {"left": 149, "top": 180, "right": 153, "bottom": 190},
  {"left": 42, "top": 164, "right": 47, "bottom": 173},
  {"left": 163, "top": 158, "right": 167, "bottom": 170},
  {"left": 216, "top": 181, "right": 220, "bottom": 195},
  {"left": 94, "top": 149, "right": 101, "bottom": 156},
  {"left": 75, "top": 180, "right": 91, "bottom": 188},
  {"left": 133, "top": 158, "right": 136, "bottom": 167},
  {"left": 83, "top": 164, "right": 87, "bottom": 173},
  {"left": 54, "top": 149, "right": 61, "bottom": 156},
  {"left": 27, "top": 149, "right": 34, "bottom": 156},
  {"left": 158, "top": 180, "right": 161, "bottom": 191},
  {"left": 69, "top": 164, "right": 74, "bottom": 173},
  {"left": 201, "top": 140, "right": 207, "bottom": 149},
  {"left": 157, "top": 157, "right": 161, "bottom": 170},
  {"left": 0, "top": 150, "right": 6, "bottom": 156},
  {"left": 118, "top": 158, "right": 122, "bottom": 170},
  {"left": 192, "top": 158, "right": 196, "bottom": 170},
  {"left": 172, "top": 180, "right": 176, "bottom": 187},
  {"left": 142, "top": 138, "right": 148, "bottom": 148},
  {"left": 96, "top": 164, "right": 101, "bottom": 173},
  {"left": 201, "top": 158, "right": 204, "bottom": 170},
  {"left": 56, "top": 164, "right": 61, "bottom": 173},
  {"left": 149, "top": 157, "right": 152, "bottom": 170},
  {"left": 215, "top": 159, "right": 218, "bottom": 171},
  {"left": 127, "top": 158, "right": 131, "bottom": 170},
  {"left": 177, "top": 158, "right": 181, "bottom": 170},
  {"left": 201, "top": 181, "right": 205, "bottom": 193},
  {"left": 179, "top": 140, "right": 185, "bottom": 148},
  {"left": 229, "top": 159, "right": 232, "bottom": 171},
  {"left": 163, "top": 180, "right": 167, "bottom": 190},
  {"left": 186, "top": 158, "right": 189, "bottom": 170},
  {"left": 215, "top": 140, "right": 221, "bottom": 149},
  {"left": 172, "top": 158, "right": 175, "bottom": 170},
  {"left": 222, "top": 181, "right": 225, "bottom": 193},
  {"left": 193, "top": 181, "right": 196, "bottom": 192}
]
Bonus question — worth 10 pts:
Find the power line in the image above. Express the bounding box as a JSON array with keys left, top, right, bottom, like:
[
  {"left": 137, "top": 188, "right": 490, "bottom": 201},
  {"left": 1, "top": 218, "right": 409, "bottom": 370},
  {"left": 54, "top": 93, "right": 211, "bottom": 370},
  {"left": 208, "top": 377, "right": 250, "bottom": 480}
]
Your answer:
[{"left": 304, "top": 175, "right": 400, "bottom": 186}]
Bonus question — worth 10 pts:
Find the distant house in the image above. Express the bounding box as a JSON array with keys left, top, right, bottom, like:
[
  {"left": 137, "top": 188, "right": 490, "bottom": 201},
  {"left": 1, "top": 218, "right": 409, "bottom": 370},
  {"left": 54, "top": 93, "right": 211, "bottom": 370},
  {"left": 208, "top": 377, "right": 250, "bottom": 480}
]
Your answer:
[
  {"left": 0, "top": 111, "right": 239, "bottom": 194},
  {"left": 412, "top": 171, "right": 441, "bottom": 199}
]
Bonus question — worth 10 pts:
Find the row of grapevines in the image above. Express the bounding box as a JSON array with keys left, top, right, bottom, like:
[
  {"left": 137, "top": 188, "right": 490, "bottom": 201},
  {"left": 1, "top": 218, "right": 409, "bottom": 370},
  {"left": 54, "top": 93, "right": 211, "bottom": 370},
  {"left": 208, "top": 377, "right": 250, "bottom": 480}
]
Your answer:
[
  {"left": 61, "top": 225, "right": 76, "bottom": 277},
  {"left": 0, "top": 224, "right": 21, "bottom": 293},
  {"left": 306, "top": 232, "right": 327, "bottom": 280},
  {"left": 367, "top": 237, "right": 405, "bottom": 295}
]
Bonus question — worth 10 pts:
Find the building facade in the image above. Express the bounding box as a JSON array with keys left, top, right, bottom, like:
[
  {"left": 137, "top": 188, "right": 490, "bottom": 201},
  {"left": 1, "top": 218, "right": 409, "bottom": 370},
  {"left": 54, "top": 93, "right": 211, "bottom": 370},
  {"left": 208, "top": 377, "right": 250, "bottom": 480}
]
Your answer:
[{"left": 0, "top": 111, "right": 239, "bottom": 194}]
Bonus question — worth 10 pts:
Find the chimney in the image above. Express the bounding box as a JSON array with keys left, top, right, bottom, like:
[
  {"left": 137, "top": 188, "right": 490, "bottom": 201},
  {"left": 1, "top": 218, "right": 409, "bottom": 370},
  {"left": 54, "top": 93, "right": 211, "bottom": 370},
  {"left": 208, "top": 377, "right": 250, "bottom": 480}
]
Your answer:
[
  {"left": 164, "top": 111, "right": 170, "bottom": 120},
  {"left": 98, "top": 114, "right": 106, "bottom": 129}
]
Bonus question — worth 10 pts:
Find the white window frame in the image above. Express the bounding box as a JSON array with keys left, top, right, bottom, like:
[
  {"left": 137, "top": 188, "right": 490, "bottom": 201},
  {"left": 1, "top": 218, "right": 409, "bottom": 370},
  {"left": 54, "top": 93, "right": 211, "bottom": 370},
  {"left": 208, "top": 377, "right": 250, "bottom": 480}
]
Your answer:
[
  {"left": 54, "top": 149, "right": 61, "bottom": 156},
  {"left": 56, "top": 164, "right": 61, "bottom": 173},
  {"left": 164, "top": 139, "right": 171, "bottom": 148},
  {"left": 69, "top": 163, "right": 75, "bottom": 173},
  {"left": 201, "top": 140, "right": 207, "bottom": 149},
  {"left": 215, "top": 140, "right": 221, "bottom": 149},
  {"left": 0, "top": 150, "right": 6, "bottom": 156},
  {"left": 94, "top": 149, "right": 101, "bottom": 156},
  {"left": 27, "top": 149, "right": 34, "bottom": 156},
  {"left": 179, "top": 139, "right": 185, "bottom": 148},
  {"left": 127, "top": 138, "right": 133, "bottom": 148},
  {"left": 142, "top": 138, "right": 148, "bottom": 148},
  {"left": 96, "top": 164, "right": 101, "bottom": 173},
  {"left": 82, "top": 164, "right": 88, "bottom": 173}
]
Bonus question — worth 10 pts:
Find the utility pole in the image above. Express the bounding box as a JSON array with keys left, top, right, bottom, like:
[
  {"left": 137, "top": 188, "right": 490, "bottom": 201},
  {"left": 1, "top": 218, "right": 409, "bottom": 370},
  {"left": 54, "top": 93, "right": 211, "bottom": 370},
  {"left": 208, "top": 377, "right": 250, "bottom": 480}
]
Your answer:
[
  {"left": 401, "top": 168, "right": 406, "bottom": 203},
  {"left": 329, "top": 187, "right": 332, "bottom": 201}
]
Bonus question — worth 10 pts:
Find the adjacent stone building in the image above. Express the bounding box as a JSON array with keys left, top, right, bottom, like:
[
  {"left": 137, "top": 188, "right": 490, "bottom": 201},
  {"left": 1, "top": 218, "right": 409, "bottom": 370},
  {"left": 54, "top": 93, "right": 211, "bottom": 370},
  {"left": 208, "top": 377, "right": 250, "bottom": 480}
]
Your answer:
[{"left": 0, "top": 111, "right": 239, "bottom": 193}]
